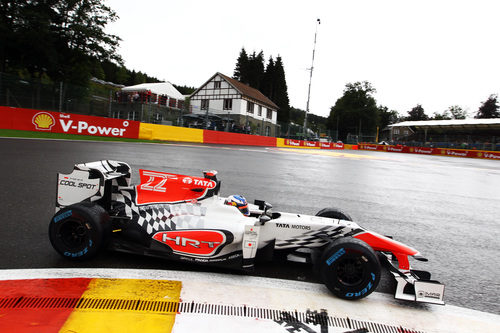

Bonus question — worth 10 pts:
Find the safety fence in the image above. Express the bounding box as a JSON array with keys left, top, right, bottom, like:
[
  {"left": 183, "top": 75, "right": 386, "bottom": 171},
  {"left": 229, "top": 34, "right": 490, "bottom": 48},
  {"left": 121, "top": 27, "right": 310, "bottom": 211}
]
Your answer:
[{"left": 1, "top": 106, "right": 499, "bottom": 160}]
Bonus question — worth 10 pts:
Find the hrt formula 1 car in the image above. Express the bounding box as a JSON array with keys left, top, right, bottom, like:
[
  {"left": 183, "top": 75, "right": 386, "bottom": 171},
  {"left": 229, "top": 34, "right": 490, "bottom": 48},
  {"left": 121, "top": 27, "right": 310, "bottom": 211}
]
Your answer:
[{"left": 49, "top": 160, "right": 445, "bottom": 304}]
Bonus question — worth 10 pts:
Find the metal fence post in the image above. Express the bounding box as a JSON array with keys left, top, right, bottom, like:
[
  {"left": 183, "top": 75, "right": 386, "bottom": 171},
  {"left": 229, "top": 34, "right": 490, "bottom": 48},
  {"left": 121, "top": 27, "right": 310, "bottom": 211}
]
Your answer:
[
  {"left": 108, "top": 90, "right": 112, "bottom": 118},
  {"left": 58, "top": 81, "right": 63, "bottom": 112}
]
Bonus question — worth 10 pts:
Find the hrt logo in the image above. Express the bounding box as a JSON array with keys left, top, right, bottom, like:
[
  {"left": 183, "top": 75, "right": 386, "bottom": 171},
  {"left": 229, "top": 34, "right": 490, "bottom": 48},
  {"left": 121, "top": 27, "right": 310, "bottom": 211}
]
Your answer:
[{"left": 153, "top": 230, "right": 228, "bottom": 256}]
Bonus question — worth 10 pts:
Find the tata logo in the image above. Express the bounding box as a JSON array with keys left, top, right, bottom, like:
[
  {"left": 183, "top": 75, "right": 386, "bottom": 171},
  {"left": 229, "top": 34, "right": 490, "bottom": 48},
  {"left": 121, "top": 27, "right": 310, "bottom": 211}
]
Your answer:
[
  {"left": 193, "top": 179, "right": 216, "bottom": 188},
  {"left": 32, "top": 112, "right": 55, "bottom": 130},
  {"left": 182, "top": 177, "right": 193, "bottom": 184},
  {"left": 153, "top": 230, "right": 228, "bottom": 256}
]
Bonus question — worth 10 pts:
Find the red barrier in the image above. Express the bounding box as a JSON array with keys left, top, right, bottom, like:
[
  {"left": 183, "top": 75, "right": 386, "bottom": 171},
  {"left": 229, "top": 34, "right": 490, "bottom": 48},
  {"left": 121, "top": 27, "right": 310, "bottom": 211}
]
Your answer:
[
  {"left": 203, "top": 129, "right": 277, "bottom": 146},
  {"left": 0, "top": 106, "right": 140, "bottom": 139},
  {"left": 358, "top": 143, "right": 500, "bottom": 160}
]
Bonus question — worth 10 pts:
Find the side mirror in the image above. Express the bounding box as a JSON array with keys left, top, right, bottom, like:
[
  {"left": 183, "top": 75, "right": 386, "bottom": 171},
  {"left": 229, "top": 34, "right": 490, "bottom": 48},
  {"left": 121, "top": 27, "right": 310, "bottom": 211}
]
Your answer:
[
  {"left": 258, "top": 215, "right": 271, "bottom": 225},
  {"left": 254, "top": 200, "right": 273, "bottom": 213}
]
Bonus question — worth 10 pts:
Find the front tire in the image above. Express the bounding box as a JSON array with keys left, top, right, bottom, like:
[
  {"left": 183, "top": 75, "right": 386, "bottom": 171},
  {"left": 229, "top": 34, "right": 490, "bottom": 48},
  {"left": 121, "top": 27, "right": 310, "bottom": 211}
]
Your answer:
[
  {"left": 49, "top": 203, "right": 110, "bottom": 260},
  {"left": 319, "top": 237, "right": 381, "bottom": 300}
]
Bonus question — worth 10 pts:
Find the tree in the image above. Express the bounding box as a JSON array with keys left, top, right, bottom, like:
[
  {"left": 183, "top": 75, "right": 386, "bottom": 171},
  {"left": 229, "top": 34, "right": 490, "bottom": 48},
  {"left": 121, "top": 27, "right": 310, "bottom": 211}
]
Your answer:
[
  {"left": 0, "top": 0, "right": 121, "bottom": 85},
  {"left": 475, "top": 94, "right": 500, "bottom": 118},
  {"left": 260, "top": 56, "right": 275, "bottom": 100},
  {"left": 432, "top": 111, "right": 451, "bottom": 120},
  {"left": 377, "top": 106, "right": 400, "bottom": 129},
  {"left": 327, "top": 81, "right": 378, "bottom": 140},
  {"left": 272, "top": 56, "right": 290, "bottom": 122},
  {"left": 233, "top": 48, "right": 248, "bottom": 82},
  {"left": 448, "top": 105, "right": 467, "bottom": 119},
  {"left": 233, "top": 48, "right": 264, "bottom": 89},
  {"left": 406, "top": 104, "right": 428, "bottom": 121}
]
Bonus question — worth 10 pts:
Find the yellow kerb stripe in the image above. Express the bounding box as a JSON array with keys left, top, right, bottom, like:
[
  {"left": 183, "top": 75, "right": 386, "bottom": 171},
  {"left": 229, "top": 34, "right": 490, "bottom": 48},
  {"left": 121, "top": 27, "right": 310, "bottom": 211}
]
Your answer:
[{"left": 59, "top": 278, "right": 181, "bottom": 333}]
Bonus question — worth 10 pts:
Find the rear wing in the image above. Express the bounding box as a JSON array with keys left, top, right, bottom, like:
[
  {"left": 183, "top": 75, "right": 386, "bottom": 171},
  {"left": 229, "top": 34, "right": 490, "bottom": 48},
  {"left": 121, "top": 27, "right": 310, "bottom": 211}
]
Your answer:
[{"left": 56, "top": 160, "right": 131, "bottom": 210}]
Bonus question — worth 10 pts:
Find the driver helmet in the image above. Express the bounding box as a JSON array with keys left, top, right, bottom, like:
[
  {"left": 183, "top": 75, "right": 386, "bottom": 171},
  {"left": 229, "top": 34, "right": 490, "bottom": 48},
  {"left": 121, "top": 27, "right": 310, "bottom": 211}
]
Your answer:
[{"left": 225, "top": 195, "right": 250, "bottom": 216}]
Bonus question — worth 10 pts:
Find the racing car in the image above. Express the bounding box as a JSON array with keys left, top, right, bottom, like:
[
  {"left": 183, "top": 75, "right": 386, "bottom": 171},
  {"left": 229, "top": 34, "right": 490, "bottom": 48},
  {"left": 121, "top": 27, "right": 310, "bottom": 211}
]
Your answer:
[{"left": 49, "top": 160, "right": 445, "bottom": 304}]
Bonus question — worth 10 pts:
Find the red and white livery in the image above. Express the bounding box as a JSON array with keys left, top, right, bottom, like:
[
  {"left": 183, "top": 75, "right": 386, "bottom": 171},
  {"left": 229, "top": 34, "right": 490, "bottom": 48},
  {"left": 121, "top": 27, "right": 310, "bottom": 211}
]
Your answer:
[{"left": 49, "top": 160, "right": 445, "bottom": 305}]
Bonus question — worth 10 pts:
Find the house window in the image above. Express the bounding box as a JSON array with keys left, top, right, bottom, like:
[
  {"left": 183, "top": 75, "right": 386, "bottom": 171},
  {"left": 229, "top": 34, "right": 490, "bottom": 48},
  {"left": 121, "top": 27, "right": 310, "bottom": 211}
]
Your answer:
[
  {"left": 169, "top": 98, "right": 177, "bottom": 108},
  {"left": 214, "top": 81, "right": 221, "bottom": 89},
  {"left": 266, "top": 109, "right": 272, "bottom": 119},
  {"left": 258, "top": 105, "right": 262, "bottom": 116},
  {"left": 394, "top": 128, "right": 400, "bottom": 134},
  {"left": 201, "top": 99, "right": 209, "bottom": 110},
  {"left": 265, "top": 126, "right": 270, "bottom": 136},
  {"left": 247, "top": 102, "right": 254, "bottom": 114},
  {"left": 223, "top": 98, "right": 232, "bottom": 110}
]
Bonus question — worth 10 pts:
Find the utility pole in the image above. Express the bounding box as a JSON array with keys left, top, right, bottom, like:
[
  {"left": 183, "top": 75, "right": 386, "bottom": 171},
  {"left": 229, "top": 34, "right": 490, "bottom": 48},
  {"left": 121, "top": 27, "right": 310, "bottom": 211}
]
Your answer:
[{"left": 303, "top": 18, "right": 320, "bottom": 140}]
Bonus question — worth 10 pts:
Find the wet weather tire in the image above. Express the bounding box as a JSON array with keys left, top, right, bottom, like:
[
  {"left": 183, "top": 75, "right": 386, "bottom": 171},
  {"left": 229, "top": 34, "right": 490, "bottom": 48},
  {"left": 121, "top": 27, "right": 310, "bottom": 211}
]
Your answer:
[
  {"left": 49, "top": 203, "right": 110, "bottom": 260},
  {"left": 320, "top": 237, "right": 381, "bottom": 300},
  {"left": 316, "top": 207, "right": 353, "bottom": 221}
]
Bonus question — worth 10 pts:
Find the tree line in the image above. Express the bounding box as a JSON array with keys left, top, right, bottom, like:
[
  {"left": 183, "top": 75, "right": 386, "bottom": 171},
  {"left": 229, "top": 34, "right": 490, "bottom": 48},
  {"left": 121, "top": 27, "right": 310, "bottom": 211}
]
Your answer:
[
  {"left": 326, "top": 82, "right": 499, "bottom": 141},
  {"left": 233, "top": 48, "right": 290, "bottom": 123},
  {"left": 0, "top": 1, "right": 195, "bottom": 94}
]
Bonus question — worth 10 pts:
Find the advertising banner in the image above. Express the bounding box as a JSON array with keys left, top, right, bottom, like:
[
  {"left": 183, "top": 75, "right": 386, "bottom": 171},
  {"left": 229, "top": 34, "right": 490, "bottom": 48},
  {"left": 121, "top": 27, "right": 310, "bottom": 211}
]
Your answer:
[
  {"left": 303, "top": 141, "right": 319, "bottom": 148},
  {"left": 358, "top": 143, "right": 500, "bottom": 160},
  {"left": 284, "top": 139, "right": 303, "bottom": 147},
  {"left": 0, "top": 106, "right": 140, "bottom": 139},
  {"left": 319, "top": 142, "right": 345, "bottom": 149}
]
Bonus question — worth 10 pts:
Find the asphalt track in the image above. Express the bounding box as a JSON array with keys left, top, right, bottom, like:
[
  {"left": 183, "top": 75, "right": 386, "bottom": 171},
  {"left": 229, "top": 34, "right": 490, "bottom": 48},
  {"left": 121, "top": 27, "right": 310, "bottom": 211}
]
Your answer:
[{"left": 0, "top": 137, "right": 499, "bottom": 315}]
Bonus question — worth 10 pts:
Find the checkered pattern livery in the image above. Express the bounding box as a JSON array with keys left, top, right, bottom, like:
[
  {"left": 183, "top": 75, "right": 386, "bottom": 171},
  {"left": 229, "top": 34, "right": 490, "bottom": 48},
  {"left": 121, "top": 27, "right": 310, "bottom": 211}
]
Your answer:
[
  {"left": 112, "top": 187, "right": 206, "bottom": 234},
  {"left": 275, "top": 226, "right": 349, "bottom": 249}
]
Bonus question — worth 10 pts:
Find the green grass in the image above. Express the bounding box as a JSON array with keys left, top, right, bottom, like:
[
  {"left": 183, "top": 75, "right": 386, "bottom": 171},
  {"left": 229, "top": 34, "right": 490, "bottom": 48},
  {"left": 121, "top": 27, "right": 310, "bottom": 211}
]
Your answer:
[{"left": 0, "top": 129, "right": 167, "bottom": 144}]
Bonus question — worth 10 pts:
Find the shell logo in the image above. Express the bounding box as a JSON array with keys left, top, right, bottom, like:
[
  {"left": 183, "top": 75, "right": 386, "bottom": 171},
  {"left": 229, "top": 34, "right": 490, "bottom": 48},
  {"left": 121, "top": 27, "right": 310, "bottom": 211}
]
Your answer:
[
  {"left": 32, "top": 112, "right": 56, "bottom": 131},
  {"left": 478, "top": 152, "right": 482, "bottom": 158},
  {"left": 409, "top": 148, "right": 414, "bottom": 153}
]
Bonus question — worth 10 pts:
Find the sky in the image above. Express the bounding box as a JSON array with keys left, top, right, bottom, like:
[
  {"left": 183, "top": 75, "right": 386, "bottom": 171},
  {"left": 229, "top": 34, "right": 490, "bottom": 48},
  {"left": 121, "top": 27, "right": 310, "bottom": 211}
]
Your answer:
[{"left": 105, "top": 0, "right": 500, "bottom": 119}]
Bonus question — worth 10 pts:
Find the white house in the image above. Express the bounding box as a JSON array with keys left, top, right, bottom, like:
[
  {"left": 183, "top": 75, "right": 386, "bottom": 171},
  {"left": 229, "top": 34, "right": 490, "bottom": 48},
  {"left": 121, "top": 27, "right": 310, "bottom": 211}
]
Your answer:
[{"left": 189, "top": 73, "right": 279, "bottom": 136}]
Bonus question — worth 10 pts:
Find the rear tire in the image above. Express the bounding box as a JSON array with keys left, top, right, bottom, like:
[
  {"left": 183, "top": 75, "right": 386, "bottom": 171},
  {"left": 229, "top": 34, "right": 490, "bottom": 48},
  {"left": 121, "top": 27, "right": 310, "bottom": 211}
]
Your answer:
[
  {"left": 319, "top": 237, "right": 381, "bottom": 300},
  {"left": 49, "top": 203, "right": 110, "bottom": 260},
  {"left": 316, "top": 207, "right": 353, "bottom": 221}
]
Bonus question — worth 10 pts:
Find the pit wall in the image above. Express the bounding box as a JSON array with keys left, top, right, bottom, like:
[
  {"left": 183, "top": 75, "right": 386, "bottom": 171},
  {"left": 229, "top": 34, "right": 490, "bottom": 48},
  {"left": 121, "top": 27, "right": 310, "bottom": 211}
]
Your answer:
[
  {"left": 1, "top": 107, "right": 499, "bottom": 160},
  {"left": 358, "top": 143, "right": 500, "bottom": 160}
]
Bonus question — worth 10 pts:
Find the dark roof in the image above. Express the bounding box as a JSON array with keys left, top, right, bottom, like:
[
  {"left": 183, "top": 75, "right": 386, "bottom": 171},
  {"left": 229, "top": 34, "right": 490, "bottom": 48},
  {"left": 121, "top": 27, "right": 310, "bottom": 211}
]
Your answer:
[
  {"left": 218, "top": 73, "right": 278, "bottom": 109},
  {"left": 191, "top": 72, "right": 278, "bottom": 110}
]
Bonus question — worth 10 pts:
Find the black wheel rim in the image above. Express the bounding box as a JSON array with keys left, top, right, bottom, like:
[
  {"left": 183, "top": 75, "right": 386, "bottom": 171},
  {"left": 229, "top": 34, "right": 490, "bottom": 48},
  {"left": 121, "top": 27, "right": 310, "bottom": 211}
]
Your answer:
[
  {"left": 58, "top": 219, "right": 88, "bottom": 250},
  {"left": 336, "top": 255, "right": 365, "bottom": 286}
]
